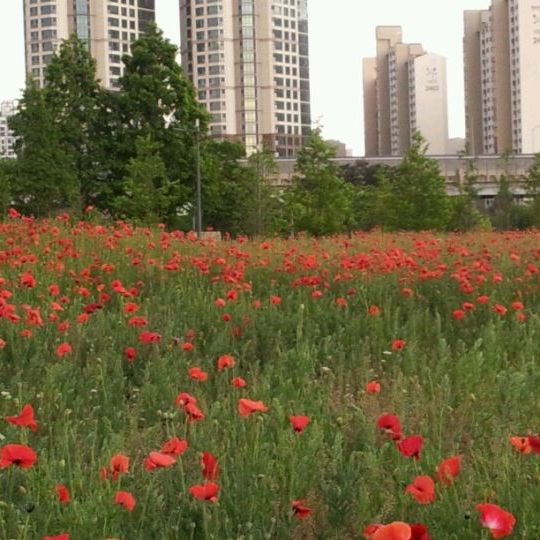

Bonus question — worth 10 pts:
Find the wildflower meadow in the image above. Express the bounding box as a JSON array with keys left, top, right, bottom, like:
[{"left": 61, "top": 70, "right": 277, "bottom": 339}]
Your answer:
[{"left": 1, "top": 212, "right": 540, "bottom": 539}]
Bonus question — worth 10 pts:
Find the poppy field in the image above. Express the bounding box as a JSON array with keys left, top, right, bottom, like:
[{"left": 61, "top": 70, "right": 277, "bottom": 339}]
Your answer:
[{"left": 1, "top": 214, "right": 540, "bottom": 539}]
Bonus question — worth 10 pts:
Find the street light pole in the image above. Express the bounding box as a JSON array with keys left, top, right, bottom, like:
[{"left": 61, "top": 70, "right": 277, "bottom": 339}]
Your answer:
[{"left": 195, "top": 118, "right": 202, "bottom": 239}]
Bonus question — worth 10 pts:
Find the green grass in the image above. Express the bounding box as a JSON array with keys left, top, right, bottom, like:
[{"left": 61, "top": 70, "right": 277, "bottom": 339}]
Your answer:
[{"left": 1, "top": 222, "right": 540, "bottom": 538}]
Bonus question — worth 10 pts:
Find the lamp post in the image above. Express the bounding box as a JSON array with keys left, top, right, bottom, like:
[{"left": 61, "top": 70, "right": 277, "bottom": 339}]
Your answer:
[
  {"left": 173, "top": 119, "right": 202, "bottom": 239},
  {"left": 194, "top": 118, "right": 202, "bottom": 239}
]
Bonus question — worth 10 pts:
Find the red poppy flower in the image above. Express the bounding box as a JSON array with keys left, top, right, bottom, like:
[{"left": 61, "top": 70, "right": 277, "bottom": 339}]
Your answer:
[
  {"left": 528, "top": 434, "right": 540, "bottom": 453},
  {"left": 189, "top": 482, "right": 219, "bottom": 502},
  {"left": 410, "top": 523, "right": 432, "bottom": 540},
  {"left": 189, "top": 367, "right": 208, "bottom": 381},
  {"left": 477, "top": 295, "right": 490, "bottom": 304},
  {"left": 509, "top": 436, "right": 531, "bottom": 454},
  {"left": 115, "top": 491, "right": 136, "bottom": 511},
  {"left": 124, "top": 347, "right": 137, "bottom": 362},
  {"left": 368, "top": 305, "right": 381, "bottom": 316},
  {"left": 123, "top": 302, "right": 139, "bottom": 313},
  {"left": 363, "top": 523, "right": 382, "bottom": 538},
  {"left": 365, "top": 380, "right": 381, "bottom": 394},
  {"left": 238, "top": 398, "right": 268, "bottom": 417},
  {"left": 0, "top": 443, "right": 37, "bottom": 469},
  {"left": 0, "top": 338, "right": 6, "bottom": 349},
  {"left": 452, "top": 309, "right": 465, "bottom": 320},
  {"left": 476, "top": 503, "right": 516, "bottom": 538},
  {"left": 391, "top": 339, "right": 406, "bottom": 351},
  {"left": 138, "top": 331, "right": 161, "bottom": 344},
  {"left": 292, "top": 500, "right": 312, "bottom": 519},
  {"left": 201, "top": 451, "right": 220, "bottom": 480},
  {"left": 398, "top": 435, "right": 424, "bottom": 460},
  {"left": 175, "top": 392, "right": 197, "bottom": 407},
  {"left": 271, "top": 295, "right": 282, "bottom": 305},
  {"left": 144, "top": 451, "right": 176, "bottom": 471},
  {"left": 56, "top": 342, "right": 72, "bottom": 357},
  {"left": 102, "top": 453, "right": 130, "bottom": 481},
  {"left": 184, "top": 402, "right": 205, "bottom": 422},
  {"left": 217, "top": 354, "right": 235, "bottom": 371},
  {"left": 5, "top": 404, "right": 38, "bottom": 432},
  {"left": 511, "top": 301, "right": 524, "bottom": 311},
  {"left": 128, "top": 316, "right": 148, "bottom": 327},
  {"left": 182, "top": 342, "right": 194, "bottom": 351},
  {"left": 289, "top": 415, "right": 310, "bottom": 433},
  {"left": 372, "top": 522, "right": 411, "bottom": 540},
  {"left": 55, "top": 484, "right": 70, "bottom": 504},
  {"left": 377, "top": 413, "right": 402, "bottom": 440},
  {"left": 437, "top": 455, "right": 462, "bottom": 484},
  {"left": 493, "top": 304, "right": 507, "bottom": 316},
  {"left": 161, "top": 437, "right": 188, "bottom": 457},
  {"left": 405, "top": 475, "right": 436, "bottom": 504},
  {"left": 42, "top": 534, "right": 69, "bottom": 540},
  {"left": 232, "top": 376, "right": 247, "bottom": 388}
]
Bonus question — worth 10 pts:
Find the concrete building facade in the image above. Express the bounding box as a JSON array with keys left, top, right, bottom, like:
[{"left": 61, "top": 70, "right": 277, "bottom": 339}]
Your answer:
[
  {"left": 363, "top": 26, "right": 449, "bottom": 156},
  {"left": 464, "top": 0, "right": 540, "bottom": 155},
  {"left": 179, "top": 0, "right": 311, "bottom": 157},
  {"left": 23, "top": 0, "right": 156, "bottom": 89},
  {"left": 0, "top": 101, "right": 18, "bottom": 159}
]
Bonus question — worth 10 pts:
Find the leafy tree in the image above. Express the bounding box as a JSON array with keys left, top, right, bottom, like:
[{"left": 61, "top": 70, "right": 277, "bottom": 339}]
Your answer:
[
  {"left": 285, "top": 129, "right": 355, "bottom": 235},
  {"left": 43, "top": 34, "right": 103, "bottom": 212},
  {"left": 113, "top": 136, "right": 171, "bottom": 224},
  {"left": 447, "top": 158, "right": 488, "bottom": 231},
  {"left": 525, "top": 153, "right": 540, "bottom": 227},
  {"left": 0, "top": 158, "right": 15, "bottom": 216},
  {"left": 490, "top": 151, "right": 517, "bottom": 230},
  {"left": 354, "top": 166, "right": 398, "bottom": 230},
  {"left": 340, "top": 160, "right": 394, "bottom": 188},
  {"left": 246, "top": 147, "right": 281, "bottom": 236},
  {"left": 9, "top": 80, "right": 77, "bottom": 216},
  {"left": 390, "top": 131, "right": 451, "bottom": 230},
  {"left": 116, "top": 24, "right": 208, "bottom": 223}
]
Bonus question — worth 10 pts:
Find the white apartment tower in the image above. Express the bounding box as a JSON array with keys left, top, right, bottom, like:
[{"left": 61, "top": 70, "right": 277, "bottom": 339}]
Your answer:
[
  {"left": 464, "top": 0, "right": 540, "bottom": 154},
  {"left": 179, "top": 0, "right": 311, "bottom": 157},
  {"left": 23, "top": 0, "right": 156, "bottom": 89},
  {"left": 363, "top": 26, "right": 449, "bottom": 156},
  {"left": 0, "top": 101, "right": 18, "bottom": 159}
]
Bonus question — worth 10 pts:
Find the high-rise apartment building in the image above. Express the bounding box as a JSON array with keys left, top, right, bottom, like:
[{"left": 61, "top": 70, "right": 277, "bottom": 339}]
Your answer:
[
  {"left": 0, "top": 101, "right": 18, "bottom": 159},
  {"left": 464, "top": 0, "right": 540, "bottom": 154},
  {"left": 179, "top": 0, "right": 311, "bottom": 157},
  {"left": 23, "top": 1, "right": 155, "bottom": 89},
  {"left": 363, "top": 26, "right": 449, "bottom": 156}
]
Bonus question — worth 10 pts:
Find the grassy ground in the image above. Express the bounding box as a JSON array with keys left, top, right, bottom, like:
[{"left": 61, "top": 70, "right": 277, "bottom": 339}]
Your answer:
[{"left": 1, "top": 218, "right": 540, "bottom": 539}]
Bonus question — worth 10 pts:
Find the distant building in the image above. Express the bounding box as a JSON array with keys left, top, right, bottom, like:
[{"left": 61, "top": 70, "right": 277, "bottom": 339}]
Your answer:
[
  {"left": 0, "top": 101, "right": 17, "bottom": 159},
  {"left": 446, "top": 138, "right": 466, "bottom": 155},
  {"left": 179, "top": 0, "right": 311, "bottom": 158},
  {"left": 363, "top": 26, "right": 449, "bottom": 156},
  {"left": 326, "top": 139, "right": 352, "bottom": 157},
  {"left": 23, "top": 0, "right": 156, "bottom": 89},
  {"left": 464, "top": 0, "right": 540, "bottom": 155}
]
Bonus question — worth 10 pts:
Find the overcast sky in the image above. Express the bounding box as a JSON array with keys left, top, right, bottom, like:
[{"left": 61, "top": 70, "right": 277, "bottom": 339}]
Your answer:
[{"left": 0, "top": 0, "right": 490, "bottom": 155}]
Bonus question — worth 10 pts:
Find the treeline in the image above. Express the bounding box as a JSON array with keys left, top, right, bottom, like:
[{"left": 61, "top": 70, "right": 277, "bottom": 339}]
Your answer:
[{"left": 1, "top": 24, "right": 540, "bottom": 235}]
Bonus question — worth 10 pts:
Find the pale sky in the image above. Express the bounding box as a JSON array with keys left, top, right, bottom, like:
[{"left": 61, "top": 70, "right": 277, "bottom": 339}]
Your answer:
[{"left": 0, "top": 0, "right": 490, "bottom": 155}]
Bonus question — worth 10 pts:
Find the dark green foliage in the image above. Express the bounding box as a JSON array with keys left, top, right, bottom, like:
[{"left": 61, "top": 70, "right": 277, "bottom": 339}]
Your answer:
[
  {"left": 43, "top": 34, "right": 103, "bottom": 213},
  {"left": 388, "top": 132, "right": 451, "bottom": 230},
  {"left": 0, "top": 158, "right": 15, "bottom": 215},
  {"left": 115, "top": 23, "right": 208, "bottom": 223},
  {"left": 285, "top": 129, "right": 355, "bottom": 235},
  {"left": 525, "top": 153, "right": 540, "bottom": 227},
  {"left": 9, "top": 80, "right": 78, "bottom": 216},
  {"left": 447, "top": 159, "right": 489, "bottom": 231},
  {"left": 201, "top": 142, "right": 280, "bottom": 236},
  {"left": 112, "top": 136, "right": 171, "bottom": 224}
]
